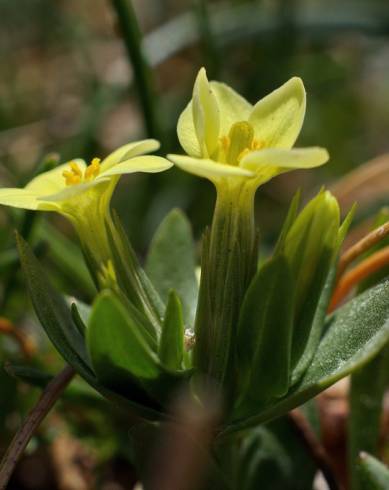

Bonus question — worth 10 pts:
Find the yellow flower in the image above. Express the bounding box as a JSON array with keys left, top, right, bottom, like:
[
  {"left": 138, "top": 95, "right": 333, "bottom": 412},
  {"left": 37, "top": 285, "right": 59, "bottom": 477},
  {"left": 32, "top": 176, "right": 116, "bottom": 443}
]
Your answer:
[
  {"left": 168, "top": 67, "right": 328, "bottom": 187},
  {"left": 0, "top": 139, "right": 170, "bottom": 213},
  {"left": 0, "top": 139, "right": 172, "bottom": 287},
  {"left": 168, "top": 69, "right": 329, "bottom": 388}
]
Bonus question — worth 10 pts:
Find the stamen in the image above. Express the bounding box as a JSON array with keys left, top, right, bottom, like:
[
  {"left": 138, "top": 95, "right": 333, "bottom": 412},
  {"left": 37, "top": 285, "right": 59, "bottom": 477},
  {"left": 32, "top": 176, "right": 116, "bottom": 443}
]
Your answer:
[
  {"left": 85, "top": 157, "right": 101, "bottom": 181},
  {"left": 63, "top": 161, "right": 83, "bottom": 186},
  {"left": 62, "top": 171, "right": 81, "bottom": 186},
  {"left": 62, "top": 157, "right": 101, "bottom": 186},
  {"left": 70, "top": 161, "right": 82, "bottom": 177},
  {"left": 226, "top": 121, "right": 254, "bottom": 165}
]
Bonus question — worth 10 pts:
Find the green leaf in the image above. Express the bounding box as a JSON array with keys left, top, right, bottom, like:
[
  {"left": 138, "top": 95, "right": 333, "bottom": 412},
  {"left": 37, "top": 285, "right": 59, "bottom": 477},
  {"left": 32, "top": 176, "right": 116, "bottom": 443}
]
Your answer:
[
  {"left": 357, "top": 452, "right": 389, "bottom": 490},
  {"left": 159, "top": 291, "right": 185, "bottom": 371},
  {"left": 235, "top": 418, "right": 316, "bottom": 490},
  {"left": 237, "top": 255, "right": 294, "bottom": 403},
  {"left": 290, "top": 252, "right": 334, "bottom": 384},
  {"left": 87, "top": 290, "right": 187, "bottom": 405},
  {"left": 4, "top": 362, "right": 53, "bottom": 388},
  {"left": 226, "top": 280, "right": 389, "bottom": 435},
  {"left": 337, "top": 203, "right": 356, "bottom": 247},
  {"left": 5, "top": 362, "right": 109, "bottom": 405},
  {"left": 15, "top": 232, "right": 95, "bottom": 384},
  {"left": 349, "top": 346, "right": 389, "bottom": 490},
  {"left": 349, "top": 208, "right": 389, "bottom": 490},
  {"left": 146, "top": 209, "right": 198, "bottom": 326},
  {"left": 70, "top": 302, "right": 87, "bottom": 337},
  {"left": 273, "top": 189, "right": 301, "bottom": 256},
  {"left": 16, "top": 232, "right": 161, "bottom": 420},
  {"left": 107, "top": 211, "right": 164, "bottom": 335},
  {"left": 283, "top": 191, "right": 340, "bottom": 371},
  {"left": 291, "top": 204, "right": 354, "bottom": 384},
  {"left": 87, "top": 290, "right": 161, "bottom": 383}
]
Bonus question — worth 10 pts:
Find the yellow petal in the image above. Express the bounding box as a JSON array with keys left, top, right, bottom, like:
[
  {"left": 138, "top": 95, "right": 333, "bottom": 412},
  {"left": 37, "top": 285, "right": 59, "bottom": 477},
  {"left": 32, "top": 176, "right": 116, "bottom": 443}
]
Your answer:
[
  {"left": 192, "top": 67, "right": 220, "bottom": 157},
  {"left": 177, "top": 76, "right": 252, "bottom": 158},
  {"left": 101, "top": 156, "right": 173, "bottom": 177},
  {"left": 100, "top": 139, "right": 160, "bottom": 171},
  {"left": 25, "top": 159, "right": 86, "bottom": 196},
  {"left": 177, "top": 101, "right": 202, "bottom": 158},
  {"left": 209, "top": 81, "right": 252, "bottom": 136},
  {"left": 0, "top": 188, "right": 58, "bottom": 211},
  {"left": 241, "top": 147, "right": 329, "bottom": 172},
  {"left": 249, "top": 77, "right": 306, "bottom": 149},
  {"left": 168, "top": 154, "right": 254, "bottom": 182},
  {"left": 41, "top": 179, "right": 110, "bottom": 203}
]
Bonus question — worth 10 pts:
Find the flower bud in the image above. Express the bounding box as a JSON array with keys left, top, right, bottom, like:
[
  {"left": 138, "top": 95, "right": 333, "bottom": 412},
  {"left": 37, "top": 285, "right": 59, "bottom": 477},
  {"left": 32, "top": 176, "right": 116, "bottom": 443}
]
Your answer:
[{"left": 283, "top": 190, "right": 340, "bottom": 371}]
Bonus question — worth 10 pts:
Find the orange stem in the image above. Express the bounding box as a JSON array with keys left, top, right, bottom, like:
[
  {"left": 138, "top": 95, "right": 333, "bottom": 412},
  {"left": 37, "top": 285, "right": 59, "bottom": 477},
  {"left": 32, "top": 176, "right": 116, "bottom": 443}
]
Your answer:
[
  {"left": 329, "top": 246, "right": 389, "bottom": 312},
  {"left": 337, "top": 221, "right": 389, "bottom": 279}
]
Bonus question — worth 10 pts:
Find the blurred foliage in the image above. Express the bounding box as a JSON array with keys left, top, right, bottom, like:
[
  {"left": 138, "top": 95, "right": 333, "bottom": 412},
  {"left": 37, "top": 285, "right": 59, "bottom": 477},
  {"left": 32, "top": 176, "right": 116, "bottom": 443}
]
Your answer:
[{"left": 1, "top": 0, "right": 389, "bottom": 249}]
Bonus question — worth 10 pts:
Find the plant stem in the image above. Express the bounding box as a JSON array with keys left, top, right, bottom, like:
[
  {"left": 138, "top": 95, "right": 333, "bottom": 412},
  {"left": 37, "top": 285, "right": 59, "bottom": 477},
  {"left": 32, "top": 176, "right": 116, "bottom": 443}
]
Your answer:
[
  {"left": 194, "top": 183, "right": 257, "bottom": 390},
  {"left": 330, "top": 246, "right": 389, "bottom": 311},
  {"left": 336, "top": 221, "right": 389, "bottom": 279},
  {"left": 193, "top": 0, "right": 221, "bottom": 78},
  {"left": 0, "top": 365, "right": 75, "bottom": 490},
  {"left": 288, "top": 409, "right": 342, "bottom": 490},
  {"left": 110, "top": 0, "right": 160, "bottom": 140}
]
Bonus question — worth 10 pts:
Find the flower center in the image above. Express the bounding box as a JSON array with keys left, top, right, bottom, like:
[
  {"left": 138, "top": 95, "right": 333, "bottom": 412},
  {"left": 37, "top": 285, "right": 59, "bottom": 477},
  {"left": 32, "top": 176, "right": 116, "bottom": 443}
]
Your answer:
[
  {"left": 218, "top": 121, "right": 263, "bottom": 165},
  {"left": 63, "top": 158, "right": 101, "bottom": 186}
]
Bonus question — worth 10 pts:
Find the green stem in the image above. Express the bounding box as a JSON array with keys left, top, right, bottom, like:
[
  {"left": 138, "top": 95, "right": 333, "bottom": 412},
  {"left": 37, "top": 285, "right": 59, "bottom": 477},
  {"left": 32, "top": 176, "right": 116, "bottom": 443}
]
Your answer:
[
  {"left": 193, "top": 0, "right": 221, "bottom": 79},
  {"left": 110, "top": 0, "right": 160, "bottom": 140},
  {"left": 194, "top": 181, "right": 257, "bottom": 392}
]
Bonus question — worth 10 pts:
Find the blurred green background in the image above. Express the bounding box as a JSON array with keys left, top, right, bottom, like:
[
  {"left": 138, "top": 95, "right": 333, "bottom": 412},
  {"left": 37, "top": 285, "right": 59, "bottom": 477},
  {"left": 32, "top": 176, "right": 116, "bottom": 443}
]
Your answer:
[{"left": 1, "top": 0, "right": 389, "bottom": 251}]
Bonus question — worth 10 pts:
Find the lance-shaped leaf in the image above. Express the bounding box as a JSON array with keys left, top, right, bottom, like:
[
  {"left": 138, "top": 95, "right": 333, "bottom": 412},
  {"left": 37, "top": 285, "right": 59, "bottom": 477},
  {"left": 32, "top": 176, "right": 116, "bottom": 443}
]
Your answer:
[
  {"left": 16, "top": 233, "right": 161, "bottom": 419},
  {"left": 225, "top": 280, "right": 389, "bottom": 435},
  {"left": 16, "top": 232, "right": 94, "bottom": 383},
  {"left": 273, "top": 189, "right": 301, "bottom": 256},
  {"left": 158, "top": 291, "right": 185, "bottom": 372},
  {"left": 146, "top": 209, "right": 198, "bottom": 326},
  {"left": 291, "top": 205, "right": 355, "bottom": 384},
  {"left": 5, "top": 363, "right": 103, "bottom": 404},
  {"left": 349, "top": 208, "right": 389, "bottom": 490},
  {"left": 237, "top": 255, "right": 294, "bottom": 404},
  {"left": 87, "top": 291, "right": 187, "bottom": 405},
  {"left": 357, "top": 453, "right": 389, "bottom": 490},
  {"left": 107, "top": 210, "right": 164, "bottom": 337}
]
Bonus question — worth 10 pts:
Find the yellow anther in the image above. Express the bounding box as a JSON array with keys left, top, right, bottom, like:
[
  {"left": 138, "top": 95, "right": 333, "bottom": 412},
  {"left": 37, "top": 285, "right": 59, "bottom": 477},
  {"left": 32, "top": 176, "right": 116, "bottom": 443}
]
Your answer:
[
  {"left": 62, "top": 161, "right": 83, "bottom": 186},
  {"left": 84, "top": 157, "right": 101, "bottom": 181},
  {"left": 62, "top": 170, "right": 81, "bottom": 186},
  {"left": 69, "top": 161, "right": 82, "bottom": 177}
]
